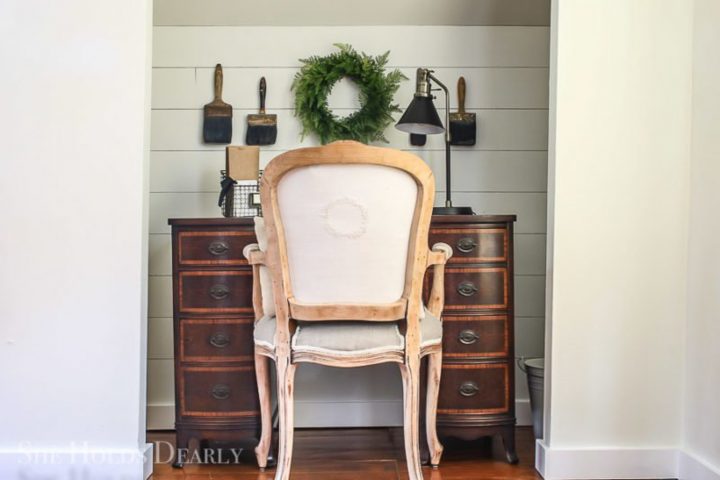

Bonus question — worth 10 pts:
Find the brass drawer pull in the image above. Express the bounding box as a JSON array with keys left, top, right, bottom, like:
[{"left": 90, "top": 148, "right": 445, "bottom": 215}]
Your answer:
[
  {"left": 209, "top": 332, "right": 230, "bottom": 348},
  {"left": 209, "top": 284, "right": 230, "bottom": 300},
  {"left": 457, "top": 281, "right": 478, "bottom": 297},
  {"left": 459, "top": 381, "right": 480, "bottom": 397},
  {"left": 211, "top": 384, "right": 231, "bottom": 400},
  {"left": 458, "top": 330, "right": 479, "bottom": 345},
  {"left": 457, "top": 237, "right": 478, "bottom": 253},
  {"left": 208, "top": 241, "right": 230, "bottom": 256}
]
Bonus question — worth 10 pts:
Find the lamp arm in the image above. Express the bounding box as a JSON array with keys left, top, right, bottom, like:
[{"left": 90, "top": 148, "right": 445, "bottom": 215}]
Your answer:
[{"left": 427, "top": 70, "right": 452, "bottom": 207}]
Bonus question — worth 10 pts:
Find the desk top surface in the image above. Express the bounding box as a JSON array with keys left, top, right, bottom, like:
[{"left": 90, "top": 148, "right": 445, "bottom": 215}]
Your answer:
[{"left": 169, "top": 214, "right": 517, "bottom": 227}]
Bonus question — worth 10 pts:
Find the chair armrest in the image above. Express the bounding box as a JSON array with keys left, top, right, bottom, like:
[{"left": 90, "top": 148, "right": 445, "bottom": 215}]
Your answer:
[
  {"left": 243, "top": 243, "right": 268, "bottom": 319},
  {"left": 243, "top": 243, "right": 266, "bottom": 265},
  {"left": 426, "top": 242, "right": 453, "bottom": 267},
  {"left": 426, "top": 243, "right": 453, "bottom": 318}
]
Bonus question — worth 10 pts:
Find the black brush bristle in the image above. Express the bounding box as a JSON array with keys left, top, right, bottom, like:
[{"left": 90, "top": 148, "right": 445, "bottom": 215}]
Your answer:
[
  {"left": 449, "top": 120, "right": 476, "bottom": 146},
  {"left": 203, "top": 117, "right": 232, "bottom": 144},
  {"left": 246, "top": 125, "right": 277, "bottom": 146}
]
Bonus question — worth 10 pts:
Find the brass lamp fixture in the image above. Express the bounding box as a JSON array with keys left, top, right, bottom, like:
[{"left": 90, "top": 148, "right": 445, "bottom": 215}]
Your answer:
[{"left": 396, "top": 68, "right": 473, "bottom": 215}]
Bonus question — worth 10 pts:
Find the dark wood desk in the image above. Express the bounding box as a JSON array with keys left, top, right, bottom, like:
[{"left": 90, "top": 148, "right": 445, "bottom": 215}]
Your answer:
[{"left": 168, "top": 215, "right": 517, "bottom": 466}]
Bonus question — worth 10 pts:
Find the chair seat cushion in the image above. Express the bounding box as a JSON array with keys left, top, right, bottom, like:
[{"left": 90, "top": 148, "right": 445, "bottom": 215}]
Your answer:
[
  {"left": 254, "top": 308, "right": 442, "bottom": 356},
  {"left": 293, "top": 320, "right": 404, "bottom": 356}
]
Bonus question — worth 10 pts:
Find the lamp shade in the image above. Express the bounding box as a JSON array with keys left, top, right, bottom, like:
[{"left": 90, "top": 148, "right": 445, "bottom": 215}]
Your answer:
[{"left": 395, "top": 96, "right": 445, "bottom": 135}]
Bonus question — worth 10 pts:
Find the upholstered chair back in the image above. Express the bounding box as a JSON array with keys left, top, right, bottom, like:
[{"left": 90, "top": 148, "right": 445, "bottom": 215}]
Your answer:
[
  {"left": 260, "top": 141, "right": 435, "bottom": 318},
  {"left": 277, "top": 163, "right": 416, "bottom": 304}
]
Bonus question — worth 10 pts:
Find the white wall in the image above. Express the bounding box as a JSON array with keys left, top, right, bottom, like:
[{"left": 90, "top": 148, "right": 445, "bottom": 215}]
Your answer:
[
  {"left": 682, "top": 0, "right": 720, "bottom": 477},
  {"left": 0, "top": 0, "right": 152, "bottom": 478},
  {"left": 540, "top": 1, "right": 694, "bottom": 478},
  {"left": 147, "top": 25, "right": 549, "bottom": 428}
]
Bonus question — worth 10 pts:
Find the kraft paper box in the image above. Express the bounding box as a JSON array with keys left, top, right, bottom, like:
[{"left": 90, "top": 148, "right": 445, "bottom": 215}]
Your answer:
[{"left": 226, "top": 146, "right": 259, "bottom": 180}]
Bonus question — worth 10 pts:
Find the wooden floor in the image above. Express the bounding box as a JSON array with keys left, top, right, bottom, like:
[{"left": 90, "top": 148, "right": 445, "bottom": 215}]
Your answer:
[{"left": 148, "top": 427, "right": 542, "bottom": 480}]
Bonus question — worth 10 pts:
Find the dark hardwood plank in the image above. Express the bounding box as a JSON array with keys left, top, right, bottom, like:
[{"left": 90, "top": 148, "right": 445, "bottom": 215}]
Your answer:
[{"left": 148, "top": 427, "right": 541, "bottom": 479}]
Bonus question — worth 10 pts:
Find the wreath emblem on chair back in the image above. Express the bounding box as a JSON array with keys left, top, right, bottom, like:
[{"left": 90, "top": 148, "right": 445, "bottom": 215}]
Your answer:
[{"left": 322, "top": 197, "right": 369, "bottom": 239}]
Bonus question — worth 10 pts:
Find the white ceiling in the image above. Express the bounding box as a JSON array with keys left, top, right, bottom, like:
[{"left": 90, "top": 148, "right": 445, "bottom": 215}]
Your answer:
[{"left": 154, "top": 0, "right": 550, "bottom": 26}]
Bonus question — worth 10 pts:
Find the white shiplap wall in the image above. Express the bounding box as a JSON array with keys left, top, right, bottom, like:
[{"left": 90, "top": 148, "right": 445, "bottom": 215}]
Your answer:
[{"left": 148, "top": 26, "right": 548, "bottom": 429}]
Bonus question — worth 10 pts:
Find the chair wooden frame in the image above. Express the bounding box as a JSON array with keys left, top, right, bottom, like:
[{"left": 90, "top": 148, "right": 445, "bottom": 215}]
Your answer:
[{"left": 244, "top": 141, "right": 451, "bottom": 480}]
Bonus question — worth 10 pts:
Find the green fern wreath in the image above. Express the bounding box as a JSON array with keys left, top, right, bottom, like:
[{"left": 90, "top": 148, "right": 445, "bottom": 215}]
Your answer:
[{"left": 292, "top": 44, "right": 407, "bottom": 144}]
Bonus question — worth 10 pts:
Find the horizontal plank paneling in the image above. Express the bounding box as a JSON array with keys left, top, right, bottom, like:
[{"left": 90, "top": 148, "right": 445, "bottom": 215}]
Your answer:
[
  {"left": 148, "top": 317, "right": 174, "bottom": 360},
  {"left": 147, "top": 359, "right": 175, "bottom": 405},
  {"left": 515, "top": 275, "right": 546, "bottom": 318},
  {"left": 148, "top": 276, "right": 173, "bottom": 318},
  {"left": 147, "top": 24, "right": 548, "bottom": 428},
  {"left": 295, "top": 364, "right": 402, "bottom": 402},
  {"left": 150, "top": 150, "right": 245, "bottom": 192},
  {"left": 152, "top": 66, "right": 549, "bottom": 110},
  {"left": 153, "top": 26, "right": 550, "bottom": 68},
  {"left": 150, "top": 108, "right": 549, "bottom": 151},
  {"left": 148, "top": 234, "right": 172, "bottom": 276},
  {"left": 149, "top": 191, "right": 546, "bottom": 234},
  {"left": 514, "top": 234, "right": 547, "bottom": 275},
  {"left": 150, "top": 193, "right": 219, "bottom": 234},
  {"left": 514, "top": 316, "right": 545, "bottom": 357},
  {"left": 431, "top": 150, "right": 548, "bottom": 192},
  {"left": 150, "top": 150, "right": 547, "bottom": 193}
]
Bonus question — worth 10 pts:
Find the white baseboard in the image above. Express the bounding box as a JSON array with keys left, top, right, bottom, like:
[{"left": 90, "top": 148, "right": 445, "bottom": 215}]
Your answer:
[
  {"left": 147, "top": 403, "right": 175, "bottom": 430},
  {"left": 142, "top": 442, "right": 154, "bottom": 480},
  {"left": 535, "top": 441, "right": 678, "bottom": 479},
  {"left": 0, "top": 443, "right": 154, "bottom": 480},
  {"left": 515, "top": 398, "right": 532, "bottom": 426},
  {"left": 147, "top": 399, "right": 533, "bottom": 430},
  {"left": 536, "top": 442, "right": 720, "bottom": 480},
  {"left": 678, "top": 450, "right": 720, "bottom": 480},
  {"left": 535, "top": 439, "right": 547, "bottom": 476}
]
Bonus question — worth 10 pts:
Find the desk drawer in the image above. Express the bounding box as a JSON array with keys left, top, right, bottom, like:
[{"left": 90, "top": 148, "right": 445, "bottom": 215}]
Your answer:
[
  {"left": 180, "top": 318, "right": 254, "bottom": 362},
  {"left": 426, "top": 267, "right": 508, "bottom": 311},
  {"left": 438, "top": 363, "right": 509, "bottom": 415},
  {"left": 430, "top": 228, "right": 508, "bottom": 264},
  {"left": 442, "top": 315, "right": 508, "bottom": 358},
  {"left": 179, "top": 271, "right": 253, "bottom": 314},
  {"left": 178, "top": 230, "right": 256, "bottom": 266},
  {"left": 179, "top": 366, "right": 259, "bottom": 417}
]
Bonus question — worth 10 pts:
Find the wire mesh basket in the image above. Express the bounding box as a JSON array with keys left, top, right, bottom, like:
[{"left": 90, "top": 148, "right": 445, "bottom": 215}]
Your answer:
[{"left": 219, "top": 170, "right": 262, "bottom": 217}]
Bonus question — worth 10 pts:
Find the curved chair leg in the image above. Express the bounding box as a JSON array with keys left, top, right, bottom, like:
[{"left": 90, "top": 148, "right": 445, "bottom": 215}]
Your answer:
[
  {"left": 254, "top": 352, "right": 273, "bottom": 470},
  {"left": 425, "top": 351, "right": 444, "bottom": 467},
  {"left": 274, "top": 356, "right": 297, "bottom": 480},
  {"left": 400, "top": 359, "right": 424, "bottom": 480}
]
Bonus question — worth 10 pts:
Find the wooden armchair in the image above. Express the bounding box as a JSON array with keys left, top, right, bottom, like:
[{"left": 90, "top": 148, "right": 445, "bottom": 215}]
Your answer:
[{"left": 243, "top": 141, "right": 452, "bottom": 480}]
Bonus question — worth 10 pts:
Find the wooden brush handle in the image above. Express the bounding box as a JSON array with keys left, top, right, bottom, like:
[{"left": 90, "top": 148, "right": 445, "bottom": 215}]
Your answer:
[
  {"left": 214, "top": 64, "right": 224, "bottom": 101},
  {"left": 259, "top": 77, "right": 267, "bottom": 114},
  {"left": 457, "top": 76, "right": 466, "bottom": 114}
]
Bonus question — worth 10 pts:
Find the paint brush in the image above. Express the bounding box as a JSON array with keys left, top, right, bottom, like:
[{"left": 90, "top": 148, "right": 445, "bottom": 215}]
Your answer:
[
  {"left": 449, "top": 76, "right": 476, "bottom": 146},
  {"left": 246, "top": 77, "right": 277, "bottom": 146},
  {"left": 203, "top": 64, "right": 233, "bottom": 144}
]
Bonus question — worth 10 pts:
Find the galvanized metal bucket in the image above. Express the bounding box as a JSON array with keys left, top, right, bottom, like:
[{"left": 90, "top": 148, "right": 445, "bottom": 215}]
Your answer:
[{"left": 519, "top": 357, "right": 544, "bottom": 439}]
